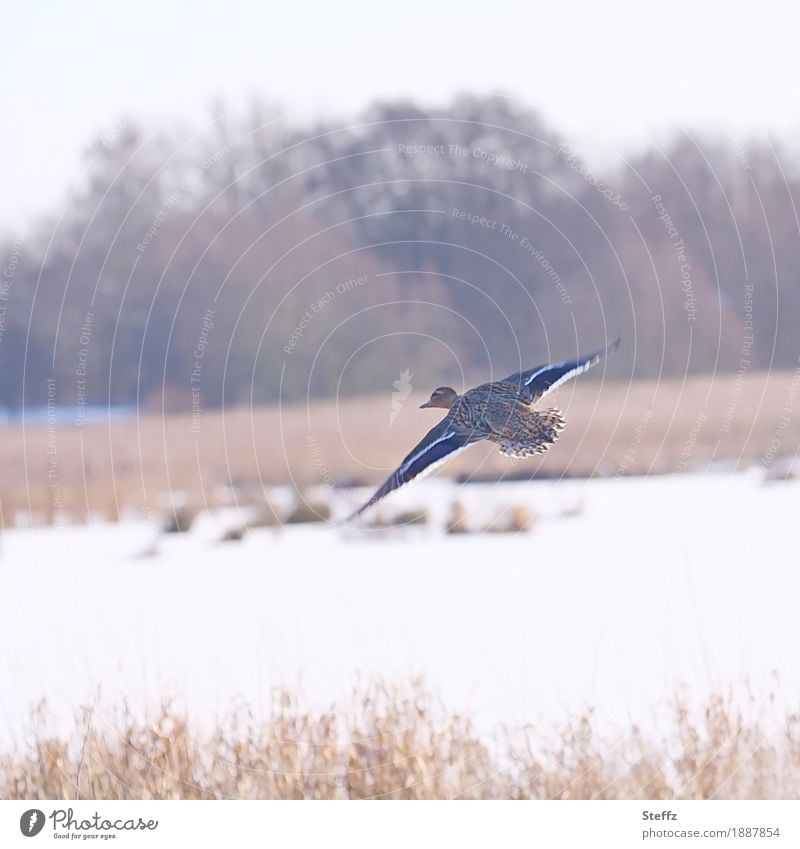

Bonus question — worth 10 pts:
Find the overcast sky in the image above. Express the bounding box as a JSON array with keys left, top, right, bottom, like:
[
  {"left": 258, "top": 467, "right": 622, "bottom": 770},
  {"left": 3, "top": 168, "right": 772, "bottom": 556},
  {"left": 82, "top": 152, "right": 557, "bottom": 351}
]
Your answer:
[{"left": 2, "top": 0, "right": 799, "bottom": 234}]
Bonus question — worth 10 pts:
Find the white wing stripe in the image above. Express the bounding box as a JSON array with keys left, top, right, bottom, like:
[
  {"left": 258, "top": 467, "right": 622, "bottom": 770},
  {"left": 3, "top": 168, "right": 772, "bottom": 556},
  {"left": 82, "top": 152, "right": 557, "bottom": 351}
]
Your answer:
[
  {"left": 523, "top": 362, "right": 564, "bottom": 386},
  {"left": 396, "top": 430, "right": 457, "bottom": 478},
  {"left": 412, "top": 444, "right": 471, "bottom": 482},
  {"left": 539, "top": 359, "right": 596, "bottom": 398}
]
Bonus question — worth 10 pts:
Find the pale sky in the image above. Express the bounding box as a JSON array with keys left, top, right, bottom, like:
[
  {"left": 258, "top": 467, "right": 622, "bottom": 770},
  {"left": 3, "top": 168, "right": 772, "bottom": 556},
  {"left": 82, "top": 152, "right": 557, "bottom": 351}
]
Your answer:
[{"left": 2, "top": 0, "right": 799, "bottom": 234}]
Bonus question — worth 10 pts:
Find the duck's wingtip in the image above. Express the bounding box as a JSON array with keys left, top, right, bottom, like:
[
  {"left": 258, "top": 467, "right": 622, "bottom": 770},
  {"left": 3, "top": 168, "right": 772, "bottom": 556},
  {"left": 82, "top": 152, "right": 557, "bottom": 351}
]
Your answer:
[
  {"left": 345, "top": 499, "right": 374, "bottom": 523},
  {"left": 594, "top": 337, "right": 621, "bottom": 363},
  {"left": 344, "top": 507, "right": 363, "bottom": 524}
]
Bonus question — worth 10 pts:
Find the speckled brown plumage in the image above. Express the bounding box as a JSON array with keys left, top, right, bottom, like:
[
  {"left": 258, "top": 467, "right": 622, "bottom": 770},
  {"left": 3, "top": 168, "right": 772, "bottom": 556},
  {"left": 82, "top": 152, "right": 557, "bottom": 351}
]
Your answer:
[
  {"left": 489, "top": 406, "right": 566, "bottom": 457},
  {"left": 447, "top": 382, "right": 565, "bottom": 456}
]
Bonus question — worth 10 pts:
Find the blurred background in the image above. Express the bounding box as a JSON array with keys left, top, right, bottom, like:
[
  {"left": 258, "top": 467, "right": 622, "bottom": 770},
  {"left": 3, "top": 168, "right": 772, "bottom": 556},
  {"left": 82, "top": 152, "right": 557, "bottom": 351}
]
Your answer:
[{"left": 2, "top": 0, "right": 800, "bottom": 800}]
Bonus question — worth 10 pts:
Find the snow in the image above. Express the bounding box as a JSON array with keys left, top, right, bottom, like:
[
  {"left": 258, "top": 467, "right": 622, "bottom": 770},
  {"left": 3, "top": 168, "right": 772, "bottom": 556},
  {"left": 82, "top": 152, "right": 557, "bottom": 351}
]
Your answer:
[{"left": 1, "top": 472, "right": 798, "bottom": 744}]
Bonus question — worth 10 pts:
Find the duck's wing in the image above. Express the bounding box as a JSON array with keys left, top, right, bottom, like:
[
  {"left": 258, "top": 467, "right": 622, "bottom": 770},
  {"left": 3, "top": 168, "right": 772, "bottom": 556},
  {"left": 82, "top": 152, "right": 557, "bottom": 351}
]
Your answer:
[
  {"left": 348, "top": 417, "right": 483, "bottom": 520},
  {"left": 505, "top": 338, "right": 620, "bottom": 404}
]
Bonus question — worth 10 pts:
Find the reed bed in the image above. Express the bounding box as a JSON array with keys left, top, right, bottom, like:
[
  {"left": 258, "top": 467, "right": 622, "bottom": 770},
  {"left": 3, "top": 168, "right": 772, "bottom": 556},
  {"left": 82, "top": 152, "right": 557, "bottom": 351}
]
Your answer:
[{"left": 3, "top": 682, "right": 799, "bottom": 800}]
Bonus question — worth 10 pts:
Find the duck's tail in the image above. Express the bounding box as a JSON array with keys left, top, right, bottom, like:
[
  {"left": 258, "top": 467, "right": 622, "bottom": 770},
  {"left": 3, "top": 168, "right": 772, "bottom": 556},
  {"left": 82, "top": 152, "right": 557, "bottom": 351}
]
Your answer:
[{"left": 490, "top": 407, "right": 566, "bottom": 458}]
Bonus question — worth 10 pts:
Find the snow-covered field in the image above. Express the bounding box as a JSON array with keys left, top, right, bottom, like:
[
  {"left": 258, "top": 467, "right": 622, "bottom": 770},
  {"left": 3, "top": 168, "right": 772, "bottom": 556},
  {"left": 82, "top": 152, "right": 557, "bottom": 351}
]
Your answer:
[{"left": 1, "top": 472, "right": 798, "bottom": 745}]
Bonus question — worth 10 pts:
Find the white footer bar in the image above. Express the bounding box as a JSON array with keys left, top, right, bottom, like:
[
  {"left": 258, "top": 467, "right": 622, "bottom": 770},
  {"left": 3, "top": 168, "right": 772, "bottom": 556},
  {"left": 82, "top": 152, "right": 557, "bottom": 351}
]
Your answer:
[{"left": 1, "top": 800, "right": 797, "bottom": 848}]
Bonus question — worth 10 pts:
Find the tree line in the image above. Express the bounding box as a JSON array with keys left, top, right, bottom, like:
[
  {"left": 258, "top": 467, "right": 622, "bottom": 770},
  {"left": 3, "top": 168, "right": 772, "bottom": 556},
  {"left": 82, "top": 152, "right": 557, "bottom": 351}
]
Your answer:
[{"left": 1, "top": 94, "right": 796, "bottom": 415}]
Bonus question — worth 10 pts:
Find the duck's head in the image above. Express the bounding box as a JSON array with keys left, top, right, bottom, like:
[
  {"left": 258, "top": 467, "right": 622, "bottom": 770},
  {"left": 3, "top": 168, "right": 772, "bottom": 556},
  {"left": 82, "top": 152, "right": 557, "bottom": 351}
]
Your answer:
[{"left": 420, "top": 386, "right": 458, "bottom": 410}]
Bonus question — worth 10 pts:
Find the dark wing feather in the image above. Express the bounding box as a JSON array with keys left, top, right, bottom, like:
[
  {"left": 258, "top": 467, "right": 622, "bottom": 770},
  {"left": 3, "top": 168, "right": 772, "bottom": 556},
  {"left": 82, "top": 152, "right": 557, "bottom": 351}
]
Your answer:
[
  {"left": 505, "top": 338, "right": 620, "bottom": 404},
  {"left": 348, "top": 418, "right": 480, "bottom": 519}
]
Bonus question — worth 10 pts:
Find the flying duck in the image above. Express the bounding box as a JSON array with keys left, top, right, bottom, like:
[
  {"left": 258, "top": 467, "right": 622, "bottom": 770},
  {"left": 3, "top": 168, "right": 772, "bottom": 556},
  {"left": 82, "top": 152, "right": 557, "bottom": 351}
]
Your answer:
[{"left": 349, "top": 339, "right": 620, "bottom": 519}]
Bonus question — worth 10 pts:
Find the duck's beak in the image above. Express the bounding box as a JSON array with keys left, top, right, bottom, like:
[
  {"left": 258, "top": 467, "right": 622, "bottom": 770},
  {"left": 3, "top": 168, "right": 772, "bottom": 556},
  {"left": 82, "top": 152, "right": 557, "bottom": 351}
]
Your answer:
[{"left": 419, "top": 400, "right": 431, "bottom": 409}]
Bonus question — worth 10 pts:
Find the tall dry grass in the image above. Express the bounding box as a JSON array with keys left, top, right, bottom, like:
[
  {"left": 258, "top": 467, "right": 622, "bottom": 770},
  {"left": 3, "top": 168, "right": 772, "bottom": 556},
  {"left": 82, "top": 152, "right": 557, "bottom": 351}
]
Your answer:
[{"left": 3, "top": 682, "right": 799, "bottom": 800}]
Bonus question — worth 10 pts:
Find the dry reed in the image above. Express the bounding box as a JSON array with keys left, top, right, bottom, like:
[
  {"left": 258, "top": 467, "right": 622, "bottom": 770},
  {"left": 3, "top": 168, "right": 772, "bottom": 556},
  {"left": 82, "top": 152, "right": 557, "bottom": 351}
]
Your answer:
[{"left": 3, "top": 682, "right": 799, "bottom": 800}]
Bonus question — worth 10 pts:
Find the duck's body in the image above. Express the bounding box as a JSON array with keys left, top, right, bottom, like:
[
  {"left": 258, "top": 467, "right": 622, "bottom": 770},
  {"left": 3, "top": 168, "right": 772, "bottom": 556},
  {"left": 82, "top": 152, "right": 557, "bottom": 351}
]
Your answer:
[
  {"left": 349, "top": 339, "right": 619, "bottom": 519},
  {"left": 444, "top": 381, "right": 566, "bottom": 458}
]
